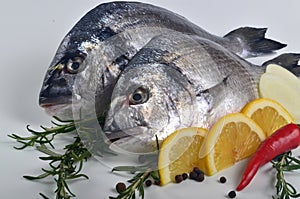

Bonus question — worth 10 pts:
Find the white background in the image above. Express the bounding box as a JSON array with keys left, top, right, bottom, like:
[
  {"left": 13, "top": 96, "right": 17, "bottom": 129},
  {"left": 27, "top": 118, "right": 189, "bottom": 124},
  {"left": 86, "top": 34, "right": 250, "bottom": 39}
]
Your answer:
[{"left": 0, "top": 0, "right": 300, "bottom": 198}]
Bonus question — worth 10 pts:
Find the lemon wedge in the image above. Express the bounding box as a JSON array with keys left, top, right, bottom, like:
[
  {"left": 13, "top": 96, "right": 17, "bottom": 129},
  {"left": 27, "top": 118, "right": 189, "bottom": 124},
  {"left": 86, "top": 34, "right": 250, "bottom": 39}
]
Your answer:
[
  {"left": 200, "top": 113, "right": 265, "bottom": 176},
  {"left": 158, "top": 127, "right": 207, "bottom": 185},
  {"left": 259, "top": 64, "right": 300, "bottom": 123},
  {"left": 241, "top": 98, "right": 294, "bottom": 137}
]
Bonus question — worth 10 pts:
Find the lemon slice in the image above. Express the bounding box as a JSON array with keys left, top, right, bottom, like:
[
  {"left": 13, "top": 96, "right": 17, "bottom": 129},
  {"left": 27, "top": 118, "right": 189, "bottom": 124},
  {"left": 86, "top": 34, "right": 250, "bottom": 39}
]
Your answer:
[
  {"left": 200, "top": 113, "right": 265, "bottom": 176},
  {"left": 241, "top": 98, "right": 294, "bottom": 137},
  {"left": 259, "top": 64, "right": 300, "bottom": 123},
  {"left": 158, "top": 127, "right": 207, "bottom": 185}
]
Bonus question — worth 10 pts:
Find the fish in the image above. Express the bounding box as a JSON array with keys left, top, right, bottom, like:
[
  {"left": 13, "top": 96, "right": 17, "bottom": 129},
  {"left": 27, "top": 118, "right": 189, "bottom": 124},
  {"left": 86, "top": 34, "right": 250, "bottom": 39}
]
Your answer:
[
  {"left": 103, "top": 31, "right": 299, "bottom": 154},
  {"left": 38, "top": 1, "right": 286, "bottom": 120}
]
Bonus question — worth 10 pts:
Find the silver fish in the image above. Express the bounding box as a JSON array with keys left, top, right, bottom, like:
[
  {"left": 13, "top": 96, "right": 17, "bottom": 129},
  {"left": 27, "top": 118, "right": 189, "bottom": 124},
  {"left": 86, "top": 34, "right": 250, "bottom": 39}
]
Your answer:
[
  {"left": 38, "top": 1, "right": 286, "bottom": 119},
  {"left": 103, "top": 32, "right": 298, "bottom": 154}
]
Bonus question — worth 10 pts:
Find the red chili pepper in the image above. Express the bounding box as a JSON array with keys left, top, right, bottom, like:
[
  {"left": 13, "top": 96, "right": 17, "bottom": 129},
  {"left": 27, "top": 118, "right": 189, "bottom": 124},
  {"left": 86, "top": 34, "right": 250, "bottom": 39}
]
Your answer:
[{"left": 236, "top": 123, "right": 300, "bottom": 191}]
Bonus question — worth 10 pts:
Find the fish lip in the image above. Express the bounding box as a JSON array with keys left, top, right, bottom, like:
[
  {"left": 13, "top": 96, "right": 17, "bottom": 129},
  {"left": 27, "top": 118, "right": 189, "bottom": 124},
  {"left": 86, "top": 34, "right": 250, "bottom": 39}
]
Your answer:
[
  {"left": 39, "top": 96, "right": 73, "bottom": 107},
  {"left": 39, "top": 96, "right": 82, "bottom": 120},
  {"left": 40, "top": 103, "right": 55, "bottom": 108},
  {"left": 104, "top": 130, "right": 131, "bottom": 143},
  {"left": 104, "top": 126, "right": 150, "bottom": 143}
]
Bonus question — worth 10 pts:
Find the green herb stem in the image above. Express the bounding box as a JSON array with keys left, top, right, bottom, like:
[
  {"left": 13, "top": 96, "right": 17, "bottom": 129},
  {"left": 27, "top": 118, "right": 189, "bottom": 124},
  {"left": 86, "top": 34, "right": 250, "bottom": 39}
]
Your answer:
[
  {"left": 110, "top": 168, "right": 155, "bottom": 199},
  {"left": 23, "top": 137, "right": 90, "bottom": 199},
  {"left": 8, "top": 117, "right": 97, "bottom": 199},
  {"left": 109, "top": 136, "right": 160, "bottom": 199},
  {"left": 8, "top": 117, "right": 77, "bottom": 150},
  {"left": 272, "top": 152, "right": 300, "bottom": 199}
]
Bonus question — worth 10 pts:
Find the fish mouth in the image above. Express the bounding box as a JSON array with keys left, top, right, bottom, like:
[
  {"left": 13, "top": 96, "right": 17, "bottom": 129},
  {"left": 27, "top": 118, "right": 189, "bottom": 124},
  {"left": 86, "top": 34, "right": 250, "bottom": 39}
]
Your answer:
[
  {"left": 104, "top": 130, "right": 131, "bottom": 143},
  {"left": 40, "top": 103, "right": 56, "bottom": 108},
  {"left": 39, "top": 96, "right": 73, "bottom": 107},
  {"left": 104, "top": 126, "right": 150, "bottom": 143},
  {"left": 104, "top": 126, "right": 159, "bottom": 154},
  {"left": 39, "top": 96, "right": 83, "bottom": 120},
  {"left": 41, "top": 103, "right": 73, "bottom": 118},
  {"left": 39, "top": 93, "right": 82, "bottom": 110}
]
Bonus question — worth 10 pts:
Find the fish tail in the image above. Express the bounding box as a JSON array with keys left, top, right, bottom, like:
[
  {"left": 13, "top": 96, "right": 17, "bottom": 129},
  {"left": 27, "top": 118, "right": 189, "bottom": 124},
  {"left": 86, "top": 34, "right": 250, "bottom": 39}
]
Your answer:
[
  {"left": 262, "top": 53, "right": 300, "bottom": 76},
  {"left": 224, "top": 27, "right": 286, "bottom": 58}
]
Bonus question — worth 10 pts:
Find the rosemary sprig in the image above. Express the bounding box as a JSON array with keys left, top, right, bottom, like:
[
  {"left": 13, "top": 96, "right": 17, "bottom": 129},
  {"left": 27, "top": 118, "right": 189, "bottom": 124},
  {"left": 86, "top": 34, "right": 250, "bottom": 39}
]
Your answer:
[
  {"left": 110, "top": 160, "right": 160, "bottom": 199},
  {"left": 8, "top": 116, "right": 76, "bottom": 149},
  {"left": 8, "top": 116, "right": 113, "bottom": 199},
  {"left": 8, "top": 116, "right": 109, "bottom": 153},
  {"left": 272, "top": 151, "right": 300, "bottom": 199},
  {"left": 23, "top": 137, "right": 91, "bottom": 199},
  {"left": 109, "top": 137, "right": 160, "bottom": 199}
]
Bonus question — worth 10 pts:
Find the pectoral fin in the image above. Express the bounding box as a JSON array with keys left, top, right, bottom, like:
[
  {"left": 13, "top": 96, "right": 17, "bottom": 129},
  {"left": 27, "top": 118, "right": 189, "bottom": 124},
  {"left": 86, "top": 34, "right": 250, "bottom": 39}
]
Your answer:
[{"left": 196, "top": 76, "right": 228, "bottom": 113}]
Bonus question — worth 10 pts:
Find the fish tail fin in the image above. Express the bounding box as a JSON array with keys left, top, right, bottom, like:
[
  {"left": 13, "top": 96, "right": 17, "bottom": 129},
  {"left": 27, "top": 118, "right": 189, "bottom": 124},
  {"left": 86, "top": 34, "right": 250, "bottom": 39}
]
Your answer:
[
  {"left": 262, "top": 53, "right": 300, "bottom": 76},
  {"left": 224, "top": 27, "right": 287, "bottom": 58}
]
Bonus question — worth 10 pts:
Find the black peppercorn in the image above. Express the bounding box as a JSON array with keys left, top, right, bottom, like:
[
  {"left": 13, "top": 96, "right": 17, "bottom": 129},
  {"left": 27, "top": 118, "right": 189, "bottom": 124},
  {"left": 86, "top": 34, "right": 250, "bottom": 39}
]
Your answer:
[
  {"left": 219, "top": 176, "right": 227, "bottom": 183},
  {"left": 182, "top": 173, "right": 188, "bottom": 180},
  {"left": 145, "top": 179, "right": 152, "bottom": 187},
  {"left": 195, "top": 173, "right": 205, "bottom": 182},
  {"left": 193, "top": 167, "right": 201, "bottom": 174},
  {"left": 228, "top": 190, "right": 236, "bottom": 198},
  {"left": 175, "top": 175, "right": 183, "bottom": 183},
  {"left": 189, "top": 171, "right": 197, "bottom": 180},
  {"left": 154, "top": 180, "right": 161, "bottom": 185},
  {"left": 116, "top": 182, "right": 126, "bottom": 193}
]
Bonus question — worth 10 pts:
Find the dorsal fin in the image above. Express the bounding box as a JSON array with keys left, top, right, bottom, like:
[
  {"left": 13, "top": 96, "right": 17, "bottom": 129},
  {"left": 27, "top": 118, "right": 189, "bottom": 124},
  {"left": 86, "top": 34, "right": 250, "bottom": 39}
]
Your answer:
[
  {"left": 224, "top": 27, "right": 286, "bottom": 58},
  {"left": 262, "top": 53, "right": 300, "bottom": 76}
]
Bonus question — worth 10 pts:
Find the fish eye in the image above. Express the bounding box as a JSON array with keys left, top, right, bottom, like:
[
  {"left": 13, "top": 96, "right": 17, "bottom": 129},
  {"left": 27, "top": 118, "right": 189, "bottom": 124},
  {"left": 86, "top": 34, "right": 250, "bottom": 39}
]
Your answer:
[
  {"left": 129, "top": 87, "right": 149, "bottom": 105},
  {"left": 66, "top": 57, "right": 83, "bottom": 74}
]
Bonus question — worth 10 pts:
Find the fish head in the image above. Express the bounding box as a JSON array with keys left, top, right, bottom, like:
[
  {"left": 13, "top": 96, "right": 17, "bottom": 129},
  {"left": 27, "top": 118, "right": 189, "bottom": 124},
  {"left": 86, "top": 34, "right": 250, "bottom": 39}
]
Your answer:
[
  {"left": 39, "top": 26, "right": 119, "bottom": 119},
  {"left": 39, "top": 42, "right": 88, "bottom": 118},
  {"left": 104, "top": 63, "right": 197, "bottom": 154}
]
